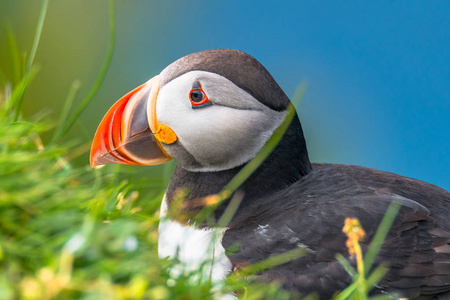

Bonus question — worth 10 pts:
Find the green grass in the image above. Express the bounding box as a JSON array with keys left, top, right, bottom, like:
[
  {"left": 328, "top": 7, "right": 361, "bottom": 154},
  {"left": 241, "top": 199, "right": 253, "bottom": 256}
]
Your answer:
[{"left": 0, "top": 1, "right": 403, "bottom": 299}]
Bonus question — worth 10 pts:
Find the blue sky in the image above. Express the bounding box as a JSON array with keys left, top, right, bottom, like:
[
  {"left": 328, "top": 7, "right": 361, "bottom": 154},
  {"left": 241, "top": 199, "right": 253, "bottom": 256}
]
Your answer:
[
  {"left": 1, "top": 1, "right": 449, "bottom": 189},
  {"left": 126, "top": 1, "right": 450, "bottom": 189}
]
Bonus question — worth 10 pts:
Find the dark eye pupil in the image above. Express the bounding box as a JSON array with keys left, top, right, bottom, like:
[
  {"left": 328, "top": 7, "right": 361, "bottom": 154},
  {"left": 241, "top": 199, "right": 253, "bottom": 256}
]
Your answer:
[{"left": 191, "top": 90, "right": 204, "bottom": 102}]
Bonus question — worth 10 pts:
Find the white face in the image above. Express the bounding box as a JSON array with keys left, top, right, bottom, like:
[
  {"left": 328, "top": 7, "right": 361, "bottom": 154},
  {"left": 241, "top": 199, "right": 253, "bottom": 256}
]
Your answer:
[{"left": 155, "top": 70, "right": 285, "bottom": 172}]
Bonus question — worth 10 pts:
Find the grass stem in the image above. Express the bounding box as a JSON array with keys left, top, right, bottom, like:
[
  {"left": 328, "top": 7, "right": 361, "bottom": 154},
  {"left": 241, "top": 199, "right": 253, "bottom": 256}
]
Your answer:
[
  {"left": 13, "top": 0, "right": 49, "bottom": 121},
  {"left": 363, "top": 200, "right": 400, "bottom": 276},
  {"left": 50, "top": 80, "right": 81, "bottom": 144},
  {"left": 52, "top": 0, "right": 115, "bottom": 144}
]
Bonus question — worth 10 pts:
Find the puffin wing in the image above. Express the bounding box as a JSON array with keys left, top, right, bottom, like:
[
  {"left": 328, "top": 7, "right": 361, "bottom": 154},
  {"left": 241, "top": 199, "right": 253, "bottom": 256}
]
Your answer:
[{"left": 222, "top": 192, "right": 450, "bottom": 299}]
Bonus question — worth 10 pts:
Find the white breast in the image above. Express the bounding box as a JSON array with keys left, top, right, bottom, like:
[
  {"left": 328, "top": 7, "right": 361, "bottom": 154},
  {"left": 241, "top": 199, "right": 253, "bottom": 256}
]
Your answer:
[{"left": 158, "top": 196, "right": 235, "bottom": 299}]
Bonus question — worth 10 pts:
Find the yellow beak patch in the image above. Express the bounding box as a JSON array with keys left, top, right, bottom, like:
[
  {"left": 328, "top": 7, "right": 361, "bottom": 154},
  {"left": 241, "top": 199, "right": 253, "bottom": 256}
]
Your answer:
[{"left": 154, "top": 124, "right": 178, "bottom": 144}]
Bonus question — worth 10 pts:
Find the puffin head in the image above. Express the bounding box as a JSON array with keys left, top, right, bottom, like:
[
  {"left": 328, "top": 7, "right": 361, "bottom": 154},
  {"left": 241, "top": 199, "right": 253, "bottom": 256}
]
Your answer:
[{"left": 90, "top": 49, "right": 294, "bottom": 172}]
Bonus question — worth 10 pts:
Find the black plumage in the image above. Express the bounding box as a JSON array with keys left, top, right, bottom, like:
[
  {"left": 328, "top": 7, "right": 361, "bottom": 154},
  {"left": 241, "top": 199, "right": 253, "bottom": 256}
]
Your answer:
[
  {"left": 165, "top": 114, "right": 450, "bottom": 299},
  {"left": 92, "top": 49, "right": 450, "bottom": 299}
]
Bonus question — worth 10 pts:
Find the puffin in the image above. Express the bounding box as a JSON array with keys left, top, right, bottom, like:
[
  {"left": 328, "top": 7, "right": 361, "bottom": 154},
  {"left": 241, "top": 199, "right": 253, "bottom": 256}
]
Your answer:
[{"left": 90, "top": 49, "right": 450, "bottom": 299}]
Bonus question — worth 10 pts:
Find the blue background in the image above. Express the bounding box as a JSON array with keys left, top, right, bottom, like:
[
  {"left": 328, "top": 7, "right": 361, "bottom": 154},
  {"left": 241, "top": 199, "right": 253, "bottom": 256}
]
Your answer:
[{"left": 1, "top": 1, "right": 449, "bottom": 190}]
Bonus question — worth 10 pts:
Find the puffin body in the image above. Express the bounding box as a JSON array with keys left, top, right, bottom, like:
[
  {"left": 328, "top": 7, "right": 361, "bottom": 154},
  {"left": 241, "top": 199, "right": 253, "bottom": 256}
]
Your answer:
[{"left": 90, "top": 49, "right": 450, "bottom": 299}]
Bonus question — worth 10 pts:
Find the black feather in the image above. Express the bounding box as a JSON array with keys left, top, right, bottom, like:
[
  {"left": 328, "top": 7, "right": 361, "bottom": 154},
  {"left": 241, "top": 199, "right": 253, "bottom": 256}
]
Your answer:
[{"left": 162, "top": 49, "right": 450, "bottom": 299}]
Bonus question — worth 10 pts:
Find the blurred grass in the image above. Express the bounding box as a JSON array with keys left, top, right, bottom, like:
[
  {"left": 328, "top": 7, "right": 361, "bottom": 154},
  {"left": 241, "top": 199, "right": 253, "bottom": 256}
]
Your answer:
[
  {"left": 0, "top": 1, "right": 403, "bottom": 299},
  {"left": 50, "top": 0, "right": 115, "bottom": 145},
  {"left": 0, "top": 1, "right": 297, "bottom": 299}
]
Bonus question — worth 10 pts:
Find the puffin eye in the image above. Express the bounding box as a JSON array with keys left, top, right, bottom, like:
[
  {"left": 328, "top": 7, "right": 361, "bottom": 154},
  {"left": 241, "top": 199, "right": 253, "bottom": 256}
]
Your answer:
[
  {"left": 190, "top": 90, "right": 204, "bottom": 103},
  {"left": 189, "top": 81, "right": 211, "bottom": 108}
]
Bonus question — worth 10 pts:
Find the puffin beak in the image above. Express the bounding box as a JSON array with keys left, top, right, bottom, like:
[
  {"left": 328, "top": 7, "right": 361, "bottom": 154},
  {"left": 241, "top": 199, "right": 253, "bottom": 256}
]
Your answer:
[{"left": 90, "top": 75, "right": 174, "bottom": 167}]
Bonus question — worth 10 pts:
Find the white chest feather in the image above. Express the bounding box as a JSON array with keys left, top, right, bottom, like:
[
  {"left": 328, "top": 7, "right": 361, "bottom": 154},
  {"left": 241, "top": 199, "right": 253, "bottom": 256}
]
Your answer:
[{"left": 158, "top": 197, "right": 235, "bottom": 299}]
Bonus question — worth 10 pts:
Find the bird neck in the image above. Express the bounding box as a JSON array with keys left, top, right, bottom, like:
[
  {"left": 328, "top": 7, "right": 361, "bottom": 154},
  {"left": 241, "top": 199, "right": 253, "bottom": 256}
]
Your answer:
[{"left": 164, "top": 115, "right": 311, "bottom": 224}]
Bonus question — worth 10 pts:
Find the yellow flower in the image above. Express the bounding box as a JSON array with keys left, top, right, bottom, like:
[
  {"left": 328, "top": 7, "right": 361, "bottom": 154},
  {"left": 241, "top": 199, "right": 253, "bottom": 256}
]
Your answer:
[
  {"left": 342, "top": 218, "right": 366, "bottom": 255},
  {"left": 343, "top": 217, "right": 367, "bottom": 281}
]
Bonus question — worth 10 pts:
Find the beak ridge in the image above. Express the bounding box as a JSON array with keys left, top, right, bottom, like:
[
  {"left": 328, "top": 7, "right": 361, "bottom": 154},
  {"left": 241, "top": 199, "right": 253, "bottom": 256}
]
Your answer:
[{"left": 90, "top": 75, "right": 172, "bottom": 167}]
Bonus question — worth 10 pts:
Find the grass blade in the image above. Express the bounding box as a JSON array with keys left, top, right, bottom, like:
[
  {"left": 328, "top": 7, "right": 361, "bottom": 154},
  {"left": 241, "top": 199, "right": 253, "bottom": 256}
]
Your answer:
[
  {"left": 50, "top": 80, "right": 81, "bottom": 144},
  {"left": 13, "top": 0, "right": 49, "bottom": 121},
  {"left": 52, "top": 0, "right": 115, "bottom": 144},
  {"left": 229, "top": 247, "right": 307, "bottom": 279},
  {"left": 366, "top": 263, "right": 389, "bottom": 292},
  {"left": 4, "top": 26, "right": 23, "bottom": 85},
  {"left": 335, "top": 253, "right": 357, "bottom": 280},
  {"left": 194, "top": 82, "right": 308, "bottom": 224},
  {"left": 8, "top": 66, "right": 39, "bottom": 117},
  {"left": 363, "top": 200, "right": 401, "bottom": 276},
  {"left": 333, "top": 281, "right": 358, "bottom": 300},
  {"left": 26, "top": 0, "right": 49, "bottom": 75},
  {"left": 216, "top": 191, "right": 244, "bottom": 228},
  {"left": 220, "top": 82, "right": 307, "bottom": 195}
]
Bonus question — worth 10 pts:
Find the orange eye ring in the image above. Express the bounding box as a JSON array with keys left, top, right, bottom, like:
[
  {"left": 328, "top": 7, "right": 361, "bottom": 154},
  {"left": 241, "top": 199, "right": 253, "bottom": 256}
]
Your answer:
[{"left": 189, "top": 81, "right": 211, "bottom": 108}]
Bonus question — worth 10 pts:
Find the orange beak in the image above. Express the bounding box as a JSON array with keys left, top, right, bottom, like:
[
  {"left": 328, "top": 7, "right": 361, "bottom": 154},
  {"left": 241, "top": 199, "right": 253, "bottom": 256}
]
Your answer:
[{"left": 90, "top": 75, "right": 174, "bottom": 167}]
